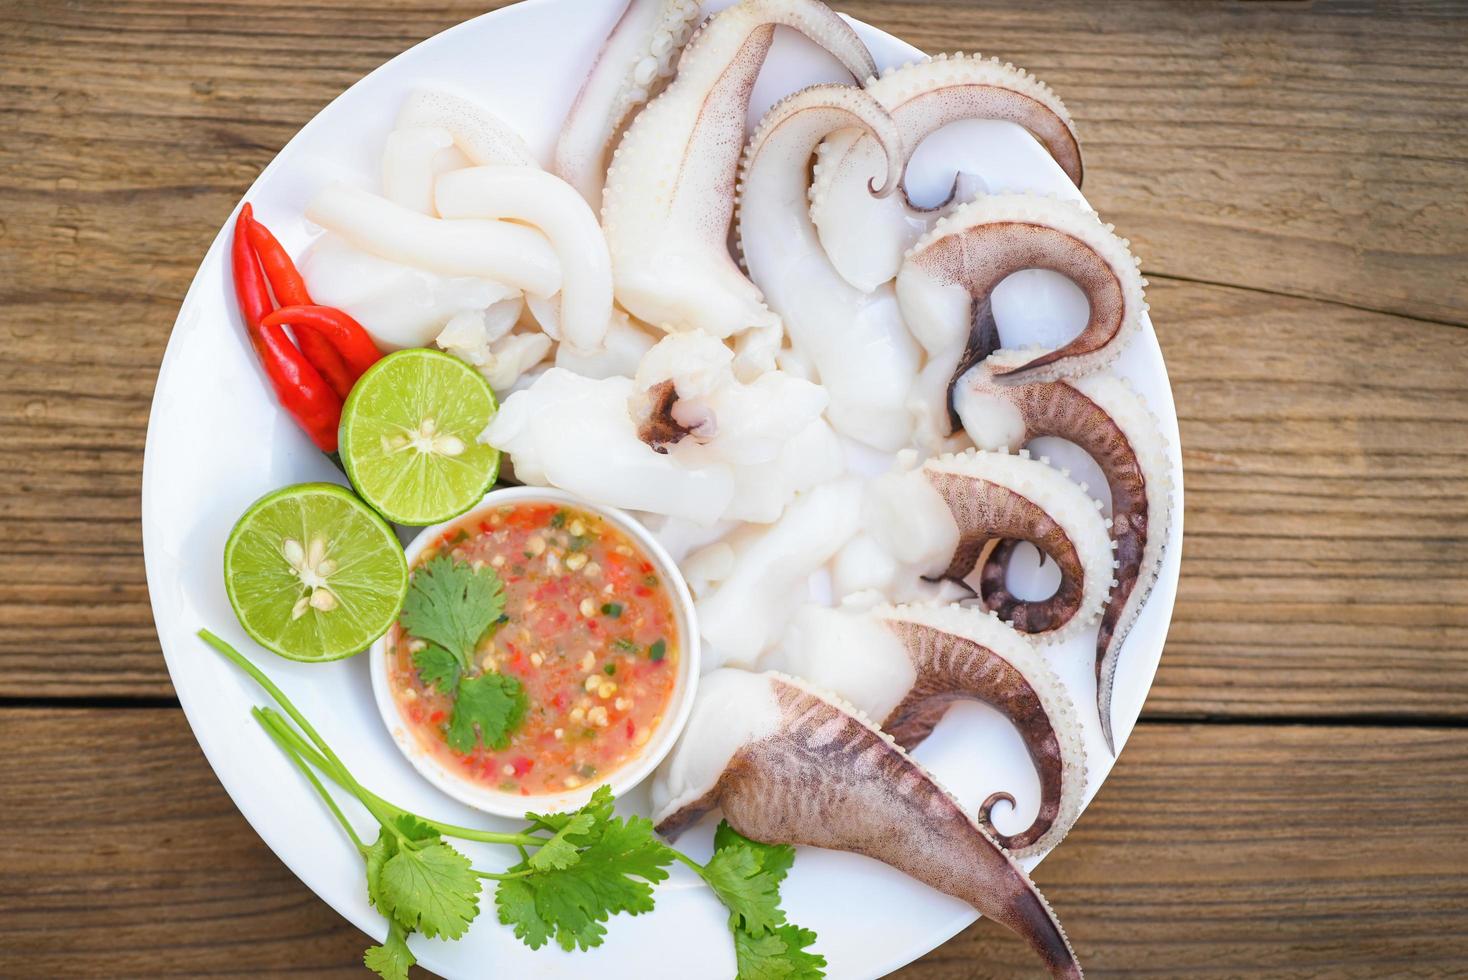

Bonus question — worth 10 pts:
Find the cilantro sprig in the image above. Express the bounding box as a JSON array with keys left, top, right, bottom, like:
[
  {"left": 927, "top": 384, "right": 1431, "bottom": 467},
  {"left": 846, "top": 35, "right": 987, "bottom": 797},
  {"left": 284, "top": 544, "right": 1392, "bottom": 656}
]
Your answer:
[
  {"left": 400, "top": 556, "right": 525, "bottom": 753},
  {"left": 199, "top": 629, "right": 824, "bottom": 979}
]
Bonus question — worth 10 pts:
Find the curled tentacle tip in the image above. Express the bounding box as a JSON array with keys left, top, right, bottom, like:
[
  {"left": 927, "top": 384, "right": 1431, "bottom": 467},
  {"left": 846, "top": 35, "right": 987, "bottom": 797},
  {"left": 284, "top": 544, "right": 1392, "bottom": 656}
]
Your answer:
[{"left": 979, "top": 789, "right": 1018, "bottom": 823}]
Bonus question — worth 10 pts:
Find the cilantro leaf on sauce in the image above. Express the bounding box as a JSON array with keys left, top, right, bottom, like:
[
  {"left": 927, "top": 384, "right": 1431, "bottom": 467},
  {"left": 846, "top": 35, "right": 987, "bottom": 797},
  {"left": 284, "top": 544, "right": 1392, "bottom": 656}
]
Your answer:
[
  {"left": 446, "top": 672, "right": 527, "bottom": 753},
  {"left": 411, "top": 644, "right": 461, "bottom": 694},
  {"left": 400, "top": 555, "right": 505, "bottom": 672}
]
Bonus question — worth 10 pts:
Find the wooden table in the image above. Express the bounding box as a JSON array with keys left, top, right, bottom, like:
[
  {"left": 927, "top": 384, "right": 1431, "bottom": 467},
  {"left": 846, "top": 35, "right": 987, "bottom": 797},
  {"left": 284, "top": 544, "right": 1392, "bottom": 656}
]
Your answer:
[{"left": 3, "top": 0, "right": 1465, "bottom": 975}]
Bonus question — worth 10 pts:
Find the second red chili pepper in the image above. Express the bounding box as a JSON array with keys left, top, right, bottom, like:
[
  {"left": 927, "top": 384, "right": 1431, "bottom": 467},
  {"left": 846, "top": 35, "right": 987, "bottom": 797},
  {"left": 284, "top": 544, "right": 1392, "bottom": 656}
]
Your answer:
[
  {"left": 244, "top": 213, "right": 358, "bottom": 399},
  {"left": 231, "top": 205, "right": 342, "bottom": 453},
  {"left": 261, "top": 305, "right": 382, "bottom": 380}
]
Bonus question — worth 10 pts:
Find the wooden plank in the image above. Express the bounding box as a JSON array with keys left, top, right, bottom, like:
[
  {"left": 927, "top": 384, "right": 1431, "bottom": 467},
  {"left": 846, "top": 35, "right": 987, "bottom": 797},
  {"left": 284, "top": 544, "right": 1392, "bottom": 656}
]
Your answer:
[{"left": 2, "top": 708, "right": 1465, "bottom": 976}]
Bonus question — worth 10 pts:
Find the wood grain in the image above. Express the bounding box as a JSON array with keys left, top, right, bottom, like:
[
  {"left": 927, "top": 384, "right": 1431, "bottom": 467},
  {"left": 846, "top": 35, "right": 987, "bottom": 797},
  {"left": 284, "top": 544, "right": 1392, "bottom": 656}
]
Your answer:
[{"left": 2, "top": 709, "right": 1465, "bottom": 977}]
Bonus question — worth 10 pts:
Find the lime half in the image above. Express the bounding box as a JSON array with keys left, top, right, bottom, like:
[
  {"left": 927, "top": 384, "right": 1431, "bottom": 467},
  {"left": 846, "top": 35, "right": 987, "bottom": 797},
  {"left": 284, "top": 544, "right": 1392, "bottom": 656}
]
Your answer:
[
  {"left": 339, "top": 348, "right": 500, "bottom": 525},
  {"left": 224, "top": 482, "right": 409, "bottom": 662}
]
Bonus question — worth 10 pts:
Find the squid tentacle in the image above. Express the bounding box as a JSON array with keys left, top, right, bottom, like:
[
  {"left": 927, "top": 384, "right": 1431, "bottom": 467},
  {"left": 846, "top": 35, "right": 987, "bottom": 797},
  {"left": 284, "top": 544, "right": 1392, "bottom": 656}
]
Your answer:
[
  {"left": 652, "top": 669, "right": 1083, "bottom": 979},
  {"left": 554, "top": 0, "right": 706, "bottom": 207},
  {"left": 766, "top": 601, "right": 1087, "bottom": 857},
  {"left": 897, "top": 193, "right": 1148, "bottom": 445},
  {"left": 735, "top": 83, "right": 924, "bottom": 450},
  {"left": 868, "top": 447, "right": 1115, "bottom": 645},
  {"left": 810, "top": 52, "right": 1082, "bottom": 292},
  {"left": 601, "top": 0, "right": 877, "bottom": 375},
  {"left": 957, "top": 347, "right": 1174, "bottom": 753}
]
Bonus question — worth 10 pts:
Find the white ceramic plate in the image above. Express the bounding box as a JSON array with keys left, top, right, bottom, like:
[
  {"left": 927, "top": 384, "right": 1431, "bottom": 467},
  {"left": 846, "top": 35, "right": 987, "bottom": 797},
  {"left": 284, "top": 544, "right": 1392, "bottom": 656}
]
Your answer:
[{"left": 142, "top": 2, "right": 1184, "bottom": 977}]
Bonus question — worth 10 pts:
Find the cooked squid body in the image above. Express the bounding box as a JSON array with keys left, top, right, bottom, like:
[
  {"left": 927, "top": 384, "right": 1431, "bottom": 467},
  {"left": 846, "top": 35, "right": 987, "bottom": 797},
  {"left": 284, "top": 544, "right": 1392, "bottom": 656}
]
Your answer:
[
  {"left": 554, "top": 307, "right": 659, "bottom": 380},
  {"left": 628, "top": 332, "right": 828, "bottom": 465},
  {"left": 694, "top": 478, "right": 862, "bottom": 669},
  {"left": 766, "top": 601, "right": 1086, "bottom": 857},
  {"left": 957, "top": 348, "right": 1173, "bottom": 752},
  {"left": 600, "top": 0, "right": 879, "bottom": 375},
  {"left": 395, "top": 88, "right": 538, "bottom": 168},
  {"left": 434, "top": 166, "right": 613, "bottom": 351},
  {"left": 898, "top": 192, "right": 1148, "bottom": 447},
  {"left": 553, "top": 0, "right": 705, "bottom": 207},
  {"left": 651, "top": 669, "right": 1083, "bottom": 979},
  {"left": 305, "top": 182, "right": 561, "bottom": 297},
  {"left": 382, "top": 126, "right": 457, "bottom": 214},
  {"left": 737, "top": 83, "right": 920, "bottom": 452},
  {"left": 811, "top": 53, "right": 1083, "bottom": 292},
  {"left": 865, "top": 448, "right": 1114, "bottom": 645},
  {"left": 481, "top": 368, "right": 735, "bottom": 524},
  {"left": 300, "top": 232, "right": 520, "bottom": 351}
]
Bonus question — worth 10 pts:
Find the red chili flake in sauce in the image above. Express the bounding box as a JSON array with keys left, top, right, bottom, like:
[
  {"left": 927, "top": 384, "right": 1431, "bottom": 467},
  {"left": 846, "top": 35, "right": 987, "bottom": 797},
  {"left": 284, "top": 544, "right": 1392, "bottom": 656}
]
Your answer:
[{"left": 387, "top": 502, "right": 679, "bottom": 797}]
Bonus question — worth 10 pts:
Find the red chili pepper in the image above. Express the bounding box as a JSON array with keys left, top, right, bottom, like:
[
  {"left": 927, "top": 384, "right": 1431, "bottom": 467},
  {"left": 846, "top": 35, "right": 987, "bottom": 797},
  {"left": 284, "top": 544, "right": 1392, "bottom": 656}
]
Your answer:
[
  {"left": 261, "top": 305, "right": 382, "bottom": 379},
  {"left": 231, "top": 205, "right": 341, "bottom": 453},
  {"left": 244, "top": 213, "right": 357, "bottom": 399}
]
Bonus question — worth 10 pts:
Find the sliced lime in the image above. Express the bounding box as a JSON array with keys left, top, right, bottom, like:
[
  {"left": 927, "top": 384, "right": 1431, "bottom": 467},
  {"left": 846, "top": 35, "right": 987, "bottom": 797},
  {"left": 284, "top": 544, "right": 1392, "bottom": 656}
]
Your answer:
[
  {"left": 339, "top": 349, "right": 500, "bottom": 525},
  {"left": 224, "top": 482, "right": 408, "bottom": 662}
]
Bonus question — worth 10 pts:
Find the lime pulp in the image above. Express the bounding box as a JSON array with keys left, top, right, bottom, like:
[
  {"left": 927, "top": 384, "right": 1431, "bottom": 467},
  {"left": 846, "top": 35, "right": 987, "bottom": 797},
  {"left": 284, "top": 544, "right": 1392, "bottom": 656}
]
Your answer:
[
  {"left": 338, "top": 348, "right": 500, "bottom": 526},
  {"left": 223, "top": 482, "right": 408, "bottom": 662}
]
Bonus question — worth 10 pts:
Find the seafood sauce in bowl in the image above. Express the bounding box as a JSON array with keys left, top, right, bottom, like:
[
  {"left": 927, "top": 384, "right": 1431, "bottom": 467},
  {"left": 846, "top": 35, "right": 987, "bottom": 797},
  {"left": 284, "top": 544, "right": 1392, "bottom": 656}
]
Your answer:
[{"left": 370, "top": 486, "right": 699, "bottom": 816}]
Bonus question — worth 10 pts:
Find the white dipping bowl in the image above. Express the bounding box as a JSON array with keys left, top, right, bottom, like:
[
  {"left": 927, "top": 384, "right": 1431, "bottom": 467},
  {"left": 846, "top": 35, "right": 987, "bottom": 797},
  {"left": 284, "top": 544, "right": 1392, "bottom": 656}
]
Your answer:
[{"left": 369, "top": 485, "right": 700, "bottom": 818}]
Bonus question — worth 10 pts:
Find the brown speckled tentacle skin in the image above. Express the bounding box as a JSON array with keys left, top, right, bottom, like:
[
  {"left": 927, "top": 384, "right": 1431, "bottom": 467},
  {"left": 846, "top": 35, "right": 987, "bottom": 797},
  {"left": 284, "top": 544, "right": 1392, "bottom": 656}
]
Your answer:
[
  {"left": 965, "top": 365, "right": 1167, "bottom": 754},
  {"left": 918, "top": 222, "right": 1124, "bottom": 384},
  {"left": 892, "top": 82, "right": 1083, "bottom": 205},
  {"left": 926, "top": 470, "right": 1085, "bottom": 633},
  {"left": 882, "top": 619, "right": 1065, "bottom": 852},
  {"left": 656, "top": 676, "right": 1083, "bottom": 979}
]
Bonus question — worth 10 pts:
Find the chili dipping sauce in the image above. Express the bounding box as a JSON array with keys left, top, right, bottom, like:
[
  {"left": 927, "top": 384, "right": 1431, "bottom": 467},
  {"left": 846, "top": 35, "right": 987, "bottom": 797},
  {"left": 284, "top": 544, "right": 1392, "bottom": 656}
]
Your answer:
[{"left": 387, "top": 501, "right": 680, "bottom": 796}]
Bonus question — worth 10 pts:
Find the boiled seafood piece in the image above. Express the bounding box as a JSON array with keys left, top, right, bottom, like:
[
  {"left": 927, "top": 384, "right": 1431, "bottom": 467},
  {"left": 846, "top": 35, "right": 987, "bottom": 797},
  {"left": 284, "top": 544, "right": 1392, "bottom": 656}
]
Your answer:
[
  {"left": 435, "top": 167, "right": 612, "bottom": 351},
  {"left": 866, "top": 448, "right": 1114, "bottom": 645},
  {"left": 956, "top": 348, "right": 1172, "bottom": 752},
  {"left": 812, "top": 53, "right": 1083, "bottom": 292},
  {"left": 554, "top": 0, "right": 706, "bottom": 207},
  {"left": 737, "top": 83, "right": 922, "bottom": 451},
  {"left": 897, "top": 193, "right": 1147, "bottom": 445},
  {"left": 767, "top": 601, "right": 1086, "bottom": 857},
  {"left": 395, "top": 88, "right": 538, "bottom": 167},
  {"left": 600, "top": 0, "right": 878, "bottom": 378},
  {"left": 652, "top": 669, "right": 1083, "bottom": 979}
]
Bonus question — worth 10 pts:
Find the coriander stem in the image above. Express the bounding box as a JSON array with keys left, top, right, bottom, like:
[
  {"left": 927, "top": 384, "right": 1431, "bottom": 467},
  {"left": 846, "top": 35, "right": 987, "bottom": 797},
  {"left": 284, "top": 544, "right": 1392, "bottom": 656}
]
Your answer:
[
  {"left": 255, "top": 705, "right": 543, "bottom": 849},
  {"left": 199, "top": 629, "right": 370, "bottom": 799},
  {"left": 254, "top": 707, "right": 367, "bottom": 852},
  {"left": 473, "top": 868, "right": 535, "bottom": 881},
  {"left": 669, "top": 849, "right": 709, "bottom": 877}
]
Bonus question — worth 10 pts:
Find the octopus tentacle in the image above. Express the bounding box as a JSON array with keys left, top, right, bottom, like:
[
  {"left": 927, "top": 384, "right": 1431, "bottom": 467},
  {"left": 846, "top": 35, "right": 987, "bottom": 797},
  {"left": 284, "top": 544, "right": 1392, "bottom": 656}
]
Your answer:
[
  {"left": 434, "top": 167, "right": 612, "bottom": 351},
  {"left": 811, "top": 53, "right": 1083, "bottom": 292},
  {"left": 736, "top": 83, "right": 921, "bottom": 450},
  {"left": 767, "top": 601, "right": 1086, "bottom": 857},
  {"left": 652, "top": 669, "right": 1083, "bottom": 978},
  {"left": 898, "top": 193, "right": 1147, "bottom": 443},
  {"left": 866, "top": 448, "right": 1114, "bottom": 644},
  {"left": 553, "top": 0, "right": 705, "bottom": 208},
  {"left": 957, "top": 348, "right": 1173, "bottom": 752},
  {"left": 600, "top": 0, "right": 877, "bottom": 372}
]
